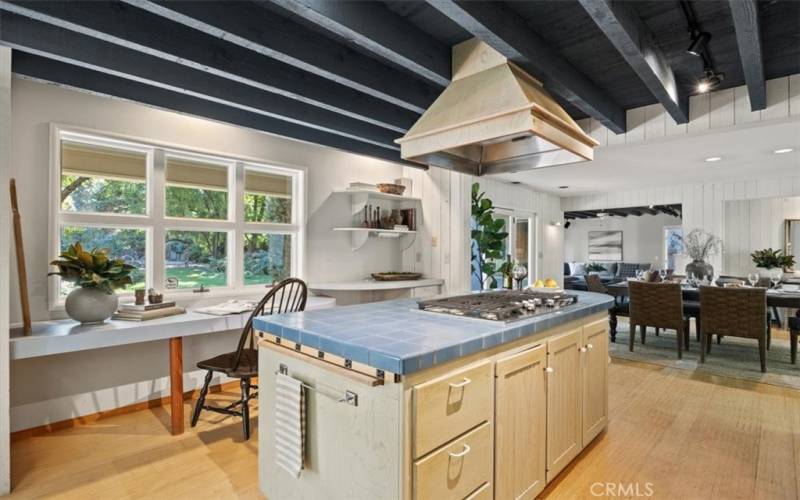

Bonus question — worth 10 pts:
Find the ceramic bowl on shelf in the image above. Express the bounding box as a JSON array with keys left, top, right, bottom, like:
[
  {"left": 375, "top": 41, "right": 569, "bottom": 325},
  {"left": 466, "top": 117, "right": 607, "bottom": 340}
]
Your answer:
[{"left": 376, "top": 183, "right": 406, "bottom": 195}]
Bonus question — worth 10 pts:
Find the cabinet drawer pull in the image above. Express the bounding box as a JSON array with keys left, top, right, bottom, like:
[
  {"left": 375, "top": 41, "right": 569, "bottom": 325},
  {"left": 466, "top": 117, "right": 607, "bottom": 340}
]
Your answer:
[
  {"left": 579, "top": 347, "right": 587, "bottom": 352},
  {"left": 587, "top": 343, "right": 594, "bottom": 350},
  {"left": 449, "top": 377, "right": 472, "bottom": 389},
  {"left": 545, "top": 366, "right": 554, "bottom": 373},
  {"left": 449, "top": 443, "right": 471, "bottom": 459}
]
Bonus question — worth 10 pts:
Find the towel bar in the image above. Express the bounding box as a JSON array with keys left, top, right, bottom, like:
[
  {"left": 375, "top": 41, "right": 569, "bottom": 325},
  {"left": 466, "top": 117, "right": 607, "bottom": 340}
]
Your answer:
[{"left": 277, "top": 364, "right": 359, "bottom": 406}]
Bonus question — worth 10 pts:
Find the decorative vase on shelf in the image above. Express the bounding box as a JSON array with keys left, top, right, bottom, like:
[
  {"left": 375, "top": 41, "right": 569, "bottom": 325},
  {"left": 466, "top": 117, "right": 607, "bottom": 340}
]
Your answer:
[
  {"left": 64, "top": 287, "right": 119, "bottom": 324},
  {"left": 685, "top": 260, "right": 714, "bottom": 280}
]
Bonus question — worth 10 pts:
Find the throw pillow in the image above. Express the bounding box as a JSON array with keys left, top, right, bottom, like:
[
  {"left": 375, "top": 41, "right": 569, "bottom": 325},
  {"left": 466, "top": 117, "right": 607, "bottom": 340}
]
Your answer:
[
  {"left": 570, "top": 262, "right": 587, "bottom": 276},
  {"left": 618, "top": 262, "right": 640, "bottom": 279}
]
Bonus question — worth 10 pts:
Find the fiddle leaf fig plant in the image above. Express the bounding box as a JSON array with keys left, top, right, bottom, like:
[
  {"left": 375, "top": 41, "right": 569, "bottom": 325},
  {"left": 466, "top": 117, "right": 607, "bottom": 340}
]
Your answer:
[
  {"left": 471, "top": 182, "right": 508, "bottom": 289},
  {"left": 49, "top": 242, "right": 136, "bottom": 294},
  {"left": 751, "top": 248, "right": 795, "bottom": 270}
]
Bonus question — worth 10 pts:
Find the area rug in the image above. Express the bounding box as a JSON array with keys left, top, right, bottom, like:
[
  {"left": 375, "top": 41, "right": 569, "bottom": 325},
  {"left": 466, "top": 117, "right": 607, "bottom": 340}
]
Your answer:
[{"left": 609, "top": 321, "right": 800, "bottom": 390}]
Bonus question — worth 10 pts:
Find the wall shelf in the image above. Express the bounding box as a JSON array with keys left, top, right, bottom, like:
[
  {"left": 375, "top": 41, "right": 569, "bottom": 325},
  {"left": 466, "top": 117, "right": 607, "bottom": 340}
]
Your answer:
[
  {"left": 331, "top": 189, "right": 421, "bottom": 203},
  {"left": 331, "top": 188, "right": 421, "bottom": 251},
  {"left": 332, "top": 227, "right": 417, "bottom": 251}
]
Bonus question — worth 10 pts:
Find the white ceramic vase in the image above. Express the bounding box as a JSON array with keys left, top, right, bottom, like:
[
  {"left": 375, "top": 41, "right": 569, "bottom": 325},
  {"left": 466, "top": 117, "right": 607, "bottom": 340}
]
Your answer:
[
  {"left": 756, "top": 266, "right": 782, "bottom": 281},
  {"left": 65, "top": 287, "right": 119, "bottom": 324}
]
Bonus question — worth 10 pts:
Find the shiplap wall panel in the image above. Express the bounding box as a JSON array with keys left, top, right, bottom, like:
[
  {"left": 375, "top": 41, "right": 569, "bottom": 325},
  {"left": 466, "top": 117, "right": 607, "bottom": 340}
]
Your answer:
[
  {"left": 734, "top": 86, "right": 760, "bottom": 124},
  {"left": 580, "top": 76, "right": 798, "bottom": 147},
  {"left": 790, "top": 74, "right": 800, "bottom": 116},
  {"left": 763, "top": 77, "right": 790, "bottom": 121},
  {"left": 709, "top": 88, "right": 735, "bottom": 129}
]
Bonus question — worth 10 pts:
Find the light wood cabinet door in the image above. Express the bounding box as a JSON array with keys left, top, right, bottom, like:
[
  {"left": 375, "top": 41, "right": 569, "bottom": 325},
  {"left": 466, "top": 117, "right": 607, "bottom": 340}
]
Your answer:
[
  {"left": 582, "top": 319, "right": 609, "bottom": 445},
  {"left": 494, "top": 344, "right": 547, "bottom": 500},
  {"left": 546, "top": 328, "right": 582, "bottom": 482}
]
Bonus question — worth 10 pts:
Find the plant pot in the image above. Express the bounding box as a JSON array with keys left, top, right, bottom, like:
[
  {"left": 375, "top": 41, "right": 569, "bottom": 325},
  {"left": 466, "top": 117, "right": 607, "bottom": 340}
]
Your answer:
[
  {"left": 756, "top": 266, "right": 782, "bottom": 281},
  {"left": 685, "top": 260, "right": 714, "bottom": 280},
  {"left": 65, "top": 287, "right": 119, "bottom": 324}
]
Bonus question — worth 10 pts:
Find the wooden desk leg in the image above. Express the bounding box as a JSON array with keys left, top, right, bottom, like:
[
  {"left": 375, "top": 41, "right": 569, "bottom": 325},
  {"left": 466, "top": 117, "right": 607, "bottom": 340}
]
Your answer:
[{"left": 169, "top": 336, "right": 184, "bottom": 435}]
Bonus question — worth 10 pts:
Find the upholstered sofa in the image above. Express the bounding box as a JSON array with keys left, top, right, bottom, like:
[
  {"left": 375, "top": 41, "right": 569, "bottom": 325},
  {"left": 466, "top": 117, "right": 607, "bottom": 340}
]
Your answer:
[{"left": 563, "top": 261, "right": 652, "bottom": 291}]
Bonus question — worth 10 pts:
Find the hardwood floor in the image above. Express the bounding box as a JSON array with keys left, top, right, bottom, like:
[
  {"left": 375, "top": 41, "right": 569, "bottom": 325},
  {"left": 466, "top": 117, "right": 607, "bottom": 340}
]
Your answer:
[{"left": 9, "top": 356, "right": 800, "bottom": 499}]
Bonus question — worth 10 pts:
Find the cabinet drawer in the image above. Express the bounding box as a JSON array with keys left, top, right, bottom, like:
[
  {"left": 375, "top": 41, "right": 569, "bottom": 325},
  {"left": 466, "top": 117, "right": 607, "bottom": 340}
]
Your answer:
[
  {"left": 412, "top": 361, "right": 492, "bottom": 458},
  {"left": 413, "top": 422, "right": 492, "bottom": 500},
  {"left": 464, "top": 482, "right": 492, "bottom": 500}
]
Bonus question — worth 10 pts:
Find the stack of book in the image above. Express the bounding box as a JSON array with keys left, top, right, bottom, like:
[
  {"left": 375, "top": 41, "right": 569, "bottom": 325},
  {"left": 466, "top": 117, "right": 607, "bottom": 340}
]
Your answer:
[{"left": 113, "top": 301, "right": 186, "bottom": 321}]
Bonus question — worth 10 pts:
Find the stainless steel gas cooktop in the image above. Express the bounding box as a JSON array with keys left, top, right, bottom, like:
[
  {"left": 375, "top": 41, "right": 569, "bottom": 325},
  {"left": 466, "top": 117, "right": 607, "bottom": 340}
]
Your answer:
[{"left": 417, "top": 290, "right": 578, "bottom": 322}]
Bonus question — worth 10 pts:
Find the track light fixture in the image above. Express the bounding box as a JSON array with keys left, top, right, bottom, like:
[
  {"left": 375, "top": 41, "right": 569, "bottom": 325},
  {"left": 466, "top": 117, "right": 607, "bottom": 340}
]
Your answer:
[
  {"left": 697, "top": 68, "right": 724, "bottom": 93},
  {"left": 564, "top": 220, "right": 572, "bottom": 229},
  {"left": 686, "top": 31, "right": 711, "bottom": 56}
]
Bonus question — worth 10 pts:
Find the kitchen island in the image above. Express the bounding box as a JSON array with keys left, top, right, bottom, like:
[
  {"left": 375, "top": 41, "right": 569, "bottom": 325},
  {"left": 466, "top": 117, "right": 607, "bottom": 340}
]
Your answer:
[{"left": 254, "top": 291, "right": 614, "bottom": 500}]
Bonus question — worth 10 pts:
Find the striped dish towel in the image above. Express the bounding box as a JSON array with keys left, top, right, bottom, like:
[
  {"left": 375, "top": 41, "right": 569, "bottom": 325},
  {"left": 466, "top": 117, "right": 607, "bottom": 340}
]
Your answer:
[{"left": 274, "top": 373, "right": 306, "bottom": 478}]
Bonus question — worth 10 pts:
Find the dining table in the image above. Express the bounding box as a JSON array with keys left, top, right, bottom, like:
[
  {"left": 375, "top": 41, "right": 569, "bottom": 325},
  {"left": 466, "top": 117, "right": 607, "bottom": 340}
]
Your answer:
[{"left": 603, "top": 281, "right": 800, "bottom": 363}]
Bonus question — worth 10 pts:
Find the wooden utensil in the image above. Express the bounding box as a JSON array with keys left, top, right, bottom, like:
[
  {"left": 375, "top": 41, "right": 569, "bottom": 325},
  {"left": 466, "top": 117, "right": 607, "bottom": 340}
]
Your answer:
[{"left": 10, "top": 179, "right": 31, "bottom": 335}]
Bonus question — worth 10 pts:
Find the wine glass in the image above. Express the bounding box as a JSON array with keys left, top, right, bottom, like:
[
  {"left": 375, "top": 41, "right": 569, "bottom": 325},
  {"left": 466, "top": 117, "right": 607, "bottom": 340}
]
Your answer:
[
  {"left": 747, "top": 273, "right": 759, "bottom": 287},
  {"left": 770, "top": 274, "right": 781, "bottom": 289},
  {"left": 512, "top": 264, "right": 528, "bottom": 290},
  {"left": 635, "top": 269, "right": 643, "bottom": 281},
  {"left": 687, "top": 272, "right": 695, "bottom": 287},
  {"left": 659, "top": 269, "right": 667, "bottom": 281}
]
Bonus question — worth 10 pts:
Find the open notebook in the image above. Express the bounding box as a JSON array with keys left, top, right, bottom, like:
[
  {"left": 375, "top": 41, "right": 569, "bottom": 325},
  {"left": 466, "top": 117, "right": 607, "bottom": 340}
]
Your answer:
[{"left": 194, "top": 300, "right": 259, "bottom": 316}]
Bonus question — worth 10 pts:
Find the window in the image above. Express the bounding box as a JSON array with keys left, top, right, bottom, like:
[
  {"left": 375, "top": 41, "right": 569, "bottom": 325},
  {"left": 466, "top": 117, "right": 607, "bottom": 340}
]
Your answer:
[
  {"left": 165, "top": 156, "right": 230, "bottom": 220},
  {"left": 51, "top": 127, "right": 304, "bottom": 307},
  {"left": 244, "top": 168, "right": 292, "bottom": 223},
  {"left": 60, "top": 141, "right": 147, "bottom": 215}
]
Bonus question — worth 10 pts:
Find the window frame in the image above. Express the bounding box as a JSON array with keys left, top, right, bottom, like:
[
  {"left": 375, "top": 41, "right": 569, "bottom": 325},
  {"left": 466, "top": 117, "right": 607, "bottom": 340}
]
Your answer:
[{"left": 49, "top": 124, "right": 306, "bottom": 311}]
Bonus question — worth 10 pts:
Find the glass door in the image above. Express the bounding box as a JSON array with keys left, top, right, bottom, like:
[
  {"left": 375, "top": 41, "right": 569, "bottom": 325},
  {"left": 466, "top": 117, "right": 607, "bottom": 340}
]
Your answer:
[
  {"left": 513, "top": 214, "right": 534, "bottom": 288},
  {"left": 664, "top": 225, "right": 683, "bottom": 271}
]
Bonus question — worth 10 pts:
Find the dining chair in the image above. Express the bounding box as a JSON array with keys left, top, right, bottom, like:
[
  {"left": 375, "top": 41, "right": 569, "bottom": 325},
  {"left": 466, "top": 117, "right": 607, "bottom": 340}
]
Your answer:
[
  {"left": 585, "top": 273, "right": 607, "bottom": 294},
  {"left": 628, "top": 281, "right": 686, "bottom": 359},
  {"left": 190, "top": 277, "right": 308, "bottom": 440},
  {"left": 699, "top": 286, "right": 767, "bottom": 372}
]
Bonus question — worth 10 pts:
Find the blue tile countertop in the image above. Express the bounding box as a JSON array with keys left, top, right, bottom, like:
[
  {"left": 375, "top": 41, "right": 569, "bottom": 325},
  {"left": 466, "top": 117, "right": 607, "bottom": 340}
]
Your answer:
[{"left": 254, "top": 291, "right": 614, "bottom": 375}]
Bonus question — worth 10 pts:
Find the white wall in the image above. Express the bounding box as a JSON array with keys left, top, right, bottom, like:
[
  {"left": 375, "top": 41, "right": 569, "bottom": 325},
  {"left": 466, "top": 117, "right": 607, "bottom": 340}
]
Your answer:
[
  {"left": 6, "top": 77, "right": 403, "bottom": 431},
  {"left": 0, "top": 46, "right": 12, "bottom": 496},
  {"left": 724, "top": 196, "right": 800, "bottom": 276},
  {"left": 564, "top": 213, "right": 682, "bottom": 268},
  {"left": 399, "top": 168, "right": 564, "bottom": 293},
  {"left": 562, "top": 176, "right": 800, "bottom": 275},
  {"left": 8, "top": 78, "right": 560, "bottom": 431}
]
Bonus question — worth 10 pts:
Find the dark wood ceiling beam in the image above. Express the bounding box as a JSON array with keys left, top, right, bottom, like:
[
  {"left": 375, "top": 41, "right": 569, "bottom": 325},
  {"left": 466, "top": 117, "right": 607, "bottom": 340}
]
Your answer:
[
  {"left": 0, "top": 12, "right": 400, "bottom": 150},
  {"left": 264, "top": 0, "right": 451, "bottom": 87},
  {"left": 0, "top": 0, "right": 417, "bottom": 133},
  {"left": 577, "top": 0, "right": 689, "bottom": 124},
  {"left": 427, "top": 0, "right": 626, "bottom": 134},
  {"left": 126, "top": 0, "right": 442, "bottom": 113},
  {"left": 12, "top": 52, "right": 419, "bottom": 168},
  {"left": 606, "top": 209, "right": 630, "bottom": 217},
  {"left": 729, "top": 0, "right": 766, "bottom": 110}
]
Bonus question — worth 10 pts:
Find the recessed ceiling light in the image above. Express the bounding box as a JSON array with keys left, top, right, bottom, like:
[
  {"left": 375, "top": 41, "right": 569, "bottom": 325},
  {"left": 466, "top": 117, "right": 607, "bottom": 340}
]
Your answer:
[
  {"left": 558, "top": 185, "right": 569, "bottom": 189},
  {"left": 704, "top": 156, "right": 722, "bottom": 162},
  {"left": 773, "top": 148, "right": 794, "bottom": 154}
]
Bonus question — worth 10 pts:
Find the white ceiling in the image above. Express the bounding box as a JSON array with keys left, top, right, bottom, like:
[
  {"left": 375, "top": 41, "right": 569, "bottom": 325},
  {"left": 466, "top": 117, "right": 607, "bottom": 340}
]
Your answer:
[{"left": 497, "top": 117, "right": 800, "bottom": 195}]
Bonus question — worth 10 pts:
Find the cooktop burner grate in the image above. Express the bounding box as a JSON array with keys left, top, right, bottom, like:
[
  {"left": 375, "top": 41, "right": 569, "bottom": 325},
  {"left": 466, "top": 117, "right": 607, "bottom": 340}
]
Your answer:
[{"left": 417, "top": 290, "right": 578, "bottom": 322}]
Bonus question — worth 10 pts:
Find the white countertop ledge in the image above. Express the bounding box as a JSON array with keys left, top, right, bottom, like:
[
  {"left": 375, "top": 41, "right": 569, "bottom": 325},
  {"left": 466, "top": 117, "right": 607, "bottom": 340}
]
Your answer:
[
  {"left": 9, "top": 296, "right": 336, "bottom": 360},
  {"left": 308, "top": 278, "right": 444, "bottom": 291}
]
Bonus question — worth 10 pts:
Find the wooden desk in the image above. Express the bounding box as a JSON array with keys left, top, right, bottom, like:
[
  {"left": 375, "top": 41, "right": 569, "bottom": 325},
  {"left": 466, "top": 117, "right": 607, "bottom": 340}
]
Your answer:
[{"left": 10, "top": 297, "right": 336, "bottom": 435}]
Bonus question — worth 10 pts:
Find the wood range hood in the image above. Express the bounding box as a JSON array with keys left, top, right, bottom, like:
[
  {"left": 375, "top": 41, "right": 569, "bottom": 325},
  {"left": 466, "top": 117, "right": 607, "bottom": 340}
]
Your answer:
[{"left": 396, "top": 39, "right": 599, "bottom": 176}]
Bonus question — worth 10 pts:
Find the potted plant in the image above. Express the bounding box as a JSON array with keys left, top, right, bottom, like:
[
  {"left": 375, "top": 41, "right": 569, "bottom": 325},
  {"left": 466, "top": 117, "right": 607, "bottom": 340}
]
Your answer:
[
  {"left": 750, "top": 248, "right": 795, "bottom": 280},
  {"left": 49, "top": 242, "right": 136, "bottom": 324},
  {"left": 676, "top": 228, "right": 722, "bottom": 279},
  {"left": 585, "top": 262, "right": 606, "bottom": 275},
  {"left": 471, "top": 183, "right": 508, "bottom": 290}
]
